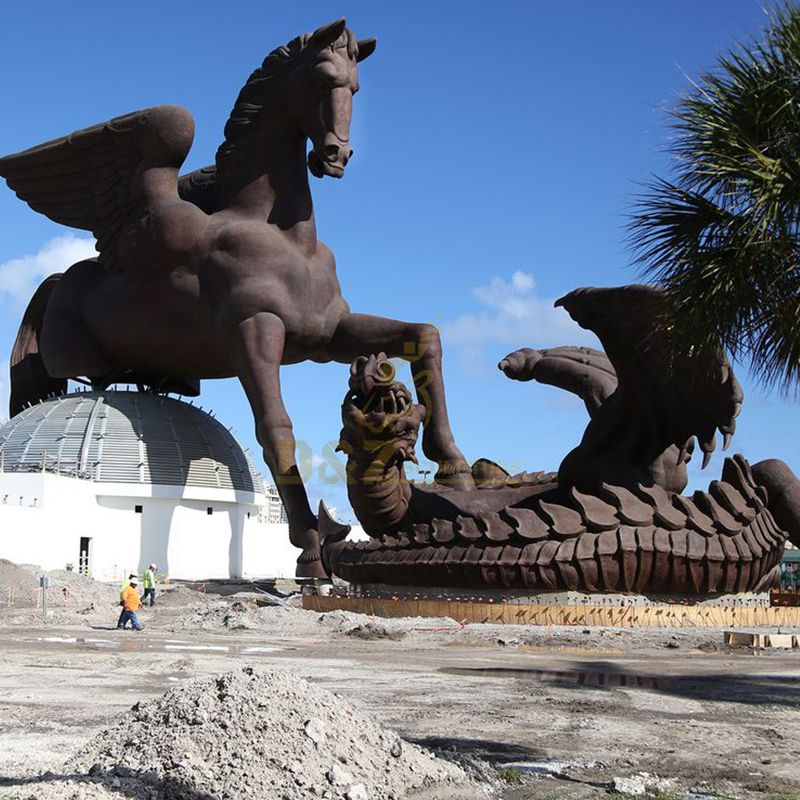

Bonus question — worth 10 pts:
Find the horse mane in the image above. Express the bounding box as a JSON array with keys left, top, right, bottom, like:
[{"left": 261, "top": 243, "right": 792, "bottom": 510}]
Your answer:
[{"left": 216, "top": 25, "right": 358, "bottom": 166}]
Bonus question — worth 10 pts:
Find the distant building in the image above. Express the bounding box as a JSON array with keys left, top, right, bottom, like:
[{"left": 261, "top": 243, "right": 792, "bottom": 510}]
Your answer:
[
  {"left": 0, "top": 391, "right": 298, "bottom": 581},
  {"left": 261, "top": 483, "right": 288, "bottom": 525},
  {"left": 780, "top": 543, "right": 800, "bottom": 590}
]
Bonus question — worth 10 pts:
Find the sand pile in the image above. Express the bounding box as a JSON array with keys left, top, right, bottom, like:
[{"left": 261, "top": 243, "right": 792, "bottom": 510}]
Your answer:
[
  {"left": 152, "top": 585, "right": 218, "bottom": 607},
  {"left": 0, "top": 559, "right": 42, "bottom": 605},
  {"left": 0, "top": 559, "right": 117, "bottom": 609},
  {"left": 163, "top": 602, "right": 461, "bottom": 640},
  {"left": 74, "top": 667, "right": 474, "bottom": 800},
  {"left": 163, "top": 599, "right": 315, "bottom": 635},
  {"left": 48, "top": 568, "right": 119, "bottom": 607}
]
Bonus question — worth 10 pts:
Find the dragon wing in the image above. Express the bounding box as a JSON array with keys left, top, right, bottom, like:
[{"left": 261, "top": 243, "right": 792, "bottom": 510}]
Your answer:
[
  {"left": 555, "top": 284, "right": 743, "bottom": 468},
  {"left": 0, "top": 105, "right": 195, "bottom": 270},
  {"left": 499, "top": 345, "right": 618, "bottom": 417}
]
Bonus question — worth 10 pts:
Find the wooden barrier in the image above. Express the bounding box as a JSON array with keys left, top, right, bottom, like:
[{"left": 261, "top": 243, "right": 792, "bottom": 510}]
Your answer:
[
  {"left": 303, "top": 595, "right": 800, "bottom": 628},
  {"left": 770, "top": 590, "right": 800, "bottom": 607}
]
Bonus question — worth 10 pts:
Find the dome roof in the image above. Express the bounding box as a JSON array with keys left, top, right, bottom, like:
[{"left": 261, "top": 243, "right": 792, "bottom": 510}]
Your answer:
[{"left": 0, "top": 391, "right": 263, "bottom": 493}]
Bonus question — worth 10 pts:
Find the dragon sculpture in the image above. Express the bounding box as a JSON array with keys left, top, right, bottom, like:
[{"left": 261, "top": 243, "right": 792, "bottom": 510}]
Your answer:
[{"left": 320, "top": 285, "right": 800, "bottom": 594}]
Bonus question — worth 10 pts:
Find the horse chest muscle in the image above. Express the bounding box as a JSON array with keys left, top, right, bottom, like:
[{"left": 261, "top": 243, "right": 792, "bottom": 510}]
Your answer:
[{"left": 215, "top": 239, "right": 346, "bottom": 340}]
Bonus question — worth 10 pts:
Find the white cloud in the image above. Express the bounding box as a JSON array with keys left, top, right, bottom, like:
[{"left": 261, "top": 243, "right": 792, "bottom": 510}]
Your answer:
[
  {"left": 0, "top": 234, "right": 96, "bottom": 305},
  {"left": 441, "top": 270, "right": 599, "bottom": 374}
]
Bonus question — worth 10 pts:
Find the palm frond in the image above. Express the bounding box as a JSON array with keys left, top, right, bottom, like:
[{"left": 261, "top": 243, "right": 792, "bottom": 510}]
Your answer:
[{"left": 629, "top": 3, "right": 800, "bottom": 393}]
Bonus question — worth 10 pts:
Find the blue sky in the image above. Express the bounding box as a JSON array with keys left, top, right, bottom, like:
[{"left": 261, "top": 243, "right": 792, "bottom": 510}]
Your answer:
[{"left": 0, "top": 1, "right": 797, "bottom": 522}]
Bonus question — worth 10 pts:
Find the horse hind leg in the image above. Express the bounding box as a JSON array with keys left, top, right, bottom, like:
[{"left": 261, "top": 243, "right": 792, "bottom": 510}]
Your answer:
[{"left": 37, "top": 271, "right": 115, "bottom": 389}]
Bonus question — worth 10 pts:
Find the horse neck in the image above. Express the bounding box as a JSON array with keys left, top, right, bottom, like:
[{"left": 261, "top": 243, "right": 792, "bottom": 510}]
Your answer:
[{"left": 218, "top": 123, "right": 317, "bottom": 248}]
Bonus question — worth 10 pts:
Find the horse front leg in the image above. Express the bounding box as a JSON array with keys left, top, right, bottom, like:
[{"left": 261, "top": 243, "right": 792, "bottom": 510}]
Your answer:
[
  {"left": 232, "top": 312, "right": 326, "bottom": 579},
  {"left": 329, "top": 313, "right": 475, "bottom": 490}
]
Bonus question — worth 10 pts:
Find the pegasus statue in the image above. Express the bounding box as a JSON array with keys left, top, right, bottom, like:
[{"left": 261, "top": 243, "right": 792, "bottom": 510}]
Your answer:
[
  {"left": 321, "top": 285, "right": 800, "bottom": 594},
  {"left": 0, "top": 20, "right": 475, "bottom": 578}
]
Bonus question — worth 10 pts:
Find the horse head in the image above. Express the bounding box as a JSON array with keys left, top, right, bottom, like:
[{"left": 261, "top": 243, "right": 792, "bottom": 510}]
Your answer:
[
  {"left": 300, "top": 19, "right": 376, "bottom": 179},
  {"left": 217, "top": 19, "right": 376, "bottom": 180}
]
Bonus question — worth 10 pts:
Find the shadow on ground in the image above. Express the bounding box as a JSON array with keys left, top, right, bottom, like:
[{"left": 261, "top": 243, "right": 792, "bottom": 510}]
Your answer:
[
  {"left": 409, "top": 735, "right": 613, "bottom": 793},
  {"left": 0, "top": 766, "right": 217, "bottom": 799},
  {"left": 408, "top": 736, "right": 545, "bottom": 764},
  {"left": 442, "top": 659, "right": 800, "bottom": 706}
]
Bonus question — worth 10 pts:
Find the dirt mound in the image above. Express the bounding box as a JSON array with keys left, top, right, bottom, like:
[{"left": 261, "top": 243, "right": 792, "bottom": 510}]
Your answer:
[
  {"left": 346, "top": 621, "right": 406, "bottom": 641},
  {"left": 48, "top": 569, "right": 119, "bottom": 608},
  {"left": 0, "top": 559, "right": 42, "bottom": 605},
  {"left": 162, "top": 599, "right": 315, "bottom": 635},
  {"left": 153, "top": 585, "right": 218, "bottom": 607},
  {"left": 74, "top": 667, "right": 473, "bottom": 799},
  {"left": 0, "top": 559, "right": 117, "bottom": 610},
  {"left": 316, "top": 610, "right": 462, "bottom": 637},
  {"left": 160, "top": 599, "right": 463, "bottom": 639}
]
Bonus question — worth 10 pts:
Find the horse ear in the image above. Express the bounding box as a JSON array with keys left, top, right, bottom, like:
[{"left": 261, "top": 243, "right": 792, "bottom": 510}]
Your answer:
[
  {"left": 312, "top": 18, "right": 347, "bottom": 48},
  {"left": 356, "top": 38, "right": 377, "bottom": 62}
]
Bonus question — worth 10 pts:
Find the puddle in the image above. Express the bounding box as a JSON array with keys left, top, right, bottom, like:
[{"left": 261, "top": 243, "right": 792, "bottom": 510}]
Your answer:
[
  {"left": 441, "top": 666, "right": 659, "bottom": 689},
  {"left": 503, "top": 759, "right": 596, "bottom": 777},
  {"left": 7, "top": 634, "right": 285, "bottom": 657},
  {"left": 412, "top": 736, "right": 599, "bottom": 785}
]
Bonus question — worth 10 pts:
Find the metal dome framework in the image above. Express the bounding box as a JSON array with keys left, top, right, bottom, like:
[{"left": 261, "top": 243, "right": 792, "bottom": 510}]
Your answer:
[{"left": 0, "top": 391, "right": 262, "bottom": 493}]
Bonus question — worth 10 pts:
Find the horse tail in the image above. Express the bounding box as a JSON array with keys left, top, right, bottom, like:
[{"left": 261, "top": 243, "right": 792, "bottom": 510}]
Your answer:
[{"left": 9, "top": 274, "right": 67, "bottom": 418}]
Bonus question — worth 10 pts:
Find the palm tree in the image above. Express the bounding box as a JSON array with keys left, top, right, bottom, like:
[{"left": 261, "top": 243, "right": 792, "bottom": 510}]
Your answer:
[{"left": 629, "top": 4, "right": 800, "bottom": 392}]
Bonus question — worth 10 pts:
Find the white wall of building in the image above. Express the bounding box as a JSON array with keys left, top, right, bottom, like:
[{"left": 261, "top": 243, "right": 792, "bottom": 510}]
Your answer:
[
  {"left": 241, "top": 522, "right": 302, "bottom": 580},
  {"left": 0, "top": 471, "right": 299, "bottom": 581}
]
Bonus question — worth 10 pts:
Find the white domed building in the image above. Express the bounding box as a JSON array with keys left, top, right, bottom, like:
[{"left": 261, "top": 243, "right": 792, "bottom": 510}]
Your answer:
[{"left": 0, "top": 391, "right": 297, "bottom": 581}]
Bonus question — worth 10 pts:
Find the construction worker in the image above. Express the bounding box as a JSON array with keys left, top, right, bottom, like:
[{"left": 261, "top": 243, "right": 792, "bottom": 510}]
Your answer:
[
  {"left": 116, "top": 573, "right": 138, "bottom": 629},
  {"left": 142, "top": 564, "right": 157, "bottom": 606},
  {"left": 118, "top": 576, "right": 144, "bottom": 631}
]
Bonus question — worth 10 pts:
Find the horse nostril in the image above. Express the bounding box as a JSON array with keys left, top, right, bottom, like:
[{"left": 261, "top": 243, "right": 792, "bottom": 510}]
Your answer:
[
  {"left": 324, "top": 144, "right": 340, "bottom": 160},
  {"left": 348, "top": 149, "right": 354, "bottom": 160}
]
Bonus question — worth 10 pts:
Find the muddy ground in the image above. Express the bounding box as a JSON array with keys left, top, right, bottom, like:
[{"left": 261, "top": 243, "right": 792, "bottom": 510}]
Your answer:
[{"left": 0, "top": 585, "right": 798, "bottom": 800}]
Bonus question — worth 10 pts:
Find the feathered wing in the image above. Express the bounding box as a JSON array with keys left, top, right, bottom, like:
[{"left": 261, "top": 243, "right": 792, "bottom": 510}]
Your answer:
[
  {"left": 0, "top": 105, "right": 195, "bottom": 270},
  {"left": 555, "top": 284, "right": 743, "bottom": 470}
]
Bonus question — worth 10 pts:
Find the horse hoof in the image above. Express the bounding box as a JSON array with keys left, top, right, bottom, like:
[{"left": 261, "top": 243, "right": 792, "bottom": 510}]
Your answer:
[
  {"left": 434, "top": 464, "right": 475, "bottom": 491},
  {"left": 296, "top": 556, "right": 329, "bottom": 579}
]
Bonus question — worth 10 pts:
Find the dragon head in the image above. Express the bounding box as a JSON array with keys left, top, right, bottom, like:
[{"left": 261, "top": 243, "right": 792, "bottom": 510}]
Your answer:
[{"left": 337, "top": 353, "right": 426, "bottom": 471}]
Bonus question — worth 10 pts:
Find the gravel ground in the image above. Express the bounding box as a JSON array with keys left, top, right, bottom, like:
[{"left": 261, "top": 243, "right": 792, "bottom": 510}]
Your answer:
[
  {"left": 0, "top": 577, "right": 798, "bottom": 800},
  {"left": 25, "top": 667, "right": 477, "bottom": 800}
]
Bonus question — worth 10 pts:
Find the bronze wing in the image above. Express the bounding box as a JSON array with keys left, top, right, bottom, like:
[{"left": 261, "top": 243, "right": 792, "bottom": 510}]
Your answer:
[
  {"left": 499, "top": 345, "right": 618, "bottom": 418},
  {"left": 554, "top": 284, "right": 742, "bottom": 467},
  {"left": 0, "top": 105, "right": 195, "bottom": 271},
  {"left": 499, "top": 285, "right": 743, "bottom": 492}
]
